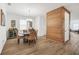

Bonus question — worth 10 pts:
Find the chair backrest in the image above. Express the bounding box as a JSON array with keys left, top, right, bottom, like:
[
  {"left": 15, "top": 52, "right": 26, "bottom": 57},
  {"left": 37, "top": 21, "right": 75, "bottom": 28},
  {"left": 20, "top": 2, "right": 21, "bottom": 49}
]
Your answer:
[{"left": 28, "top": 28, "right": 37, "bottom": 40}]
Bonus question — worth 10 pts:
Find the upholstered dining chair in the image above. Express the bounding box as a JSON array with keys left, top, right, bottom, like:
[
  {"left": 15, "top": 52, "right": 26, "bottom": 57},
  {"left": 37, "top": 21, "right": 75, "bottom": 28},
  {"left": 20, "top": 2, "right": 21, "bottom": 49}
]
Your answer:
[{"left": 27, "top": 29, "right": 37, "bottom": 45}]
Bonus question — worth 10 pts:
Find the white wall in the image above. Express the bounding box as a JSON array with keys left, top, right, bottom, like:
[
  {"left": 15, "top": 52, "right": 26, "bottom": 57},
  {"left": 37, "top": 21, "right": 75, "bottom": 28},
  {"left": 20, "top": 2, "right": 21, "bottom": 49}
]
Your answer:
[
  {"left": 34, "top": 15, "right": 46, "bottom": 37},
  {"left": 0, "top": 27, "right": 6, "bottom": 54},
  {"left": 7, "top": 13, "right": 23, "bottom": 30},
  {"left": 0, "top": 4, "right": 7, "bottom": 54}
]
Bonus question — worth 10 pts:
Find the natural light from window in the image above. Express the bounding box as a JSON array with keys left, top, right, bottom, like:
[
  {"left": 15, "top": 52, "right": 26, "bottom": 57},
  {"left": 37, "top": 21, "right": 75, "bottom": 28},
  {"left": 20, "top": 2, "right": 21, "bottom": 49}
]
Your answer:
[
  {"left": 20, "top": 19, "right": 32, "bottom": 30},
  {"left": 73, "top": 24, "right": 79, "bottom": 30},
  {"left": 20, "top": 20, "right": 27, "bottom": 30}
]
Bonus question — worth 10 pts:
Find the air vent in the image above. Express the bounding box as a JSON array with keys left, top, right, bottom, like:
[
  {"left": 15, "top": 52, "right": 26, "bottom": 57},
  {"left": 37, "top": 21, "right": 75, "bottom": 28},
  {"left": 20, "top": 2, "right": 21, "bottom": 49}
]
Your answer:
[{"left": 7, "top": 3, "right": 11, "bottom": 6}]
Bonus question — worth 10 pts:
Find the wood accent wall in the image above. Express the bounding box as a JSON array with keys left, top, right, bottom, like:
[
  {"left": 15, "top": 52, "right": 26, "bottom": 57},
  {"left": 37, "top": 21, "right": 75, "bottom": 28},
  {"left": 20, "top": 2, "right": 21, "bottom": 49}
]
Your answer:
[{"left": 46, "top": 7, "right": 70, "bottom": 42}]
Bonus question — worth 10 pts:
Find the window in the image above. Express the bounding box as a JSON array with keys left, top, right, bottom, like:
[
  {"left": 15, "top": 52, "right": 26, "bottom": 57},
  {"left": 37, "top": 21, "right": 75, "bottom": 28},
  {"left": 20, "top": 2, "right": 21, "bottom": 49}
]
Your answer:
[
  {"left": 20, "top": 20, "right": 27, "bottom": 30},
  {"left": 20, "top": 19, "right": 33, "bottom": 30},
  {"left": 73, "top": 24, "right": 79, "bottom": 30}
]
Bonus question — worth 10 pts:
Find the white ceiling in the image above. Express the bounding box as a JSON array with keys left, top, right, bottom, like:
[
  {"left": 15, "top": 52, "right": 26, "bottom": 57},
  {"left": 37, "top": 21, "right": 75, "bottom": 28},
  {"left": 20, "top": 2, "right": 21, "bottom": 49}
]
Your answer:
[{"left": 6, "top": 3, "right": 79, "bottom": 19}]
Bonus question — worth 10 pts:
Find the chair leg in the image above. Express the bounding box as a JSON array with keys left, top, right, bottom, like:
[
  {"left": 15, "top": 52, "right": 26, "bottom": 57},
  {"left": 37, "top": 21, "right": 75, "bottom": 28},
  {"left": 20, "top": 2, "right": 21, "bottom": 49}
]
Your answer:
[
  {"left": 28, "top": 40, "right": 30, "bottom": 45},
  {"left": 18, "top": 39, "right": 19, "bottom": 44},
  {"left": 33, "top": 39, "right": 36, "bottom": 44},
  {"left": 28, "top": 40, "right": 36, "bottom": 45},
  {"left": 23, "top": 38, "right": 25, "bottom": 43},
  {"left": 34, "top": 40, "right": 36, "bottom": 44}
]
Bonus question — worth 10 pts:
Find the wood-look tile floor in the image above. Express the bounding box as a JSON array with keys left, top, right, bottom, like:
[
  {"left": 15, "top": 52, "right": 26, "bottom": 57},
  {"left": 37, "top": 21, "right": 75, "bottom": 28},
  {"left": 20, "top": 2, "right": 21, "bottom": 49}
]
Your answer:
[{"left": 1, "top": 32, "right": 79, "bottom": 55}]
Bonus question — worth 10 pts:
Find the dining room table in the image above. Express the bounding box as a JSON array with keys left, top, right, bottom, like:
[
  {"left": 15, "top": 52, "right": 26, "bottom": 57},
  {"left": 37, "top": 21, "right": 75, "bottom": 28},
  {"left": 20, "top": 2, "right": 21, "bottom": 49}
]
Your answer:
[{"left": 17, "top": 30, "right": 30, "bottom": 44}]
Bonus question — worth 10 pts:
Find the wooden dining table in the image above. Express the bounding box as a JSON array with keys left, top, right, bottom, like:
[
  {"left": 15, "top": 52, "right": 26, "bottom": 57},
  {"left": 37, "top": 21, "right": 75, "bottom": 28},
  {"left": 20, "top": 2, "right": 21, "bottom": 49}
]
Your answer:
[
  {"left": 23, "top": 33, "right": 30, "bottom": 43},
  {"left": 17, "top": 31, "right": 30, "bottom": 44},
  {"left": 17, "top": 29, "right": 37, "bottom": 44}
]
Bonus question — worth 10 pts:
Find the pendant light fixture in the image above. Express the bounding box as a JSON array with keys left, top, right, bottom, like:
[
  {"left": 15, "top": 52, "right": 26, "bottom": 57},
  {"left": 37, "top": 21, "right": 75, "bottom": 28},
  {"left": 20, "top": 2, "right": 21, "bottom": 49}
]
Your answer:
[{"left": 26, "top": 8, "right": 32, "bottom": 21}]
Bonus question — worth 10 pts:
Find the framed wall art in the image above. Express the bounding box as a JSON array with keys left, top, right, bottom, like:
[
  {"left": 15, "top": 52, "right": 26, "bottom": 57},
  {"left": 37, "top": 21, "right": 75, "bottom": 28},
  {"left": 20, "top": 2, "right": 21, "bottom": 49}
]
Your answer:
[
  {"left": 0, "top": 9, "right": 5, "bottom": 26},
  {"left": 11, "top": 20, "right": 16, "bottom": 28}
]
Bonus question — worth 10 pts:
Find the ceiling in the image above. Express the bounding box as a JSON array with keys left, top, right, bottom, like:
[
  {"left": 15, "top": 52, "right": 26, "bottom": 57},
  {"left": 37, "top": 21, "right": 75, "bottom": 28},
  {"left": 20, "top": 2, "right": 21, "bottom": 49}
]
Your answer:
[{"left": 6, "top": 3, "right": 79, "bottom": 19}]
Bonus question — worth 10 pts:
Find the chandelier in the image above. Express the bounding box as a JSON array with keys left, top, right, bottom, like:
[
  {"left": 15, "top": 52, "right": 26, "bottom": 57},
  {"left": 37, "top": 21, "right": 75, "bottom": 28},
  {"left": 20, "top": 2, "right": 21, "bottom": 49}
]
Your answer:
[{"left": 26, "top": 8, "right": 32, "bottom": 21}]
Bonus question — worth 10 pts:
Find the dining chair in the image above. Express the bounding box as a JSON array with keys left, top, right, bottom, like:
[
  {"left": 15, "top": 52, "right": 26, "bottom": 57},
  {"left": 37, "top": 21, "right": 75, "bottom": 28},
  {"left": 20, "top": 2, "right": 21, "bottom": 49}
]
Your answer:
[{"left": 28, "top": 29, "right": 37, "bottom": 45}]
